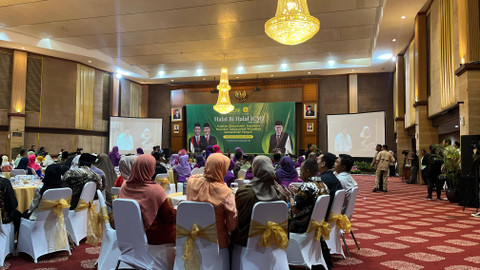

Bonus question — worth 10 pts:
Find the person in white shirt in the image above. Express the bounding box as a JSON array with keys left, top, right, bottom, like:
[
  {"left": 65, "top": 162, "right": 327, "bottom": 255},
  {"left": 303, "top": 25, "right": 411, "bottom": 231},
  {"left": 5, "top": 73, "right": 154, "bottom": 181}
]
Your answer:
[{"left": 333, "top": 154, "right": 358, "bottom": 213}]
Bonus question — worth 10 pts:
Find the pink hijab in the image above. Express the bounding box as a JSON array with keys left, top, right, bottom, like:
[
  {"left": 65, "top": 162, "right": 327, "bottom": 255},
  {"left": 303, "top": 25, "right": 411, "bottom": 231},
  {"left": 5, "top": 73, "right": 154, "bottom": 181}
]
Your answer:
[
  {"left": 118, "top": 155, "right": 167, "bottom": 230},
  {"left": 28, "top": 154, "right": 41, "bottom": 171},
  {"left": 213, "top": 145, "right": 222, "bottom": 153}
]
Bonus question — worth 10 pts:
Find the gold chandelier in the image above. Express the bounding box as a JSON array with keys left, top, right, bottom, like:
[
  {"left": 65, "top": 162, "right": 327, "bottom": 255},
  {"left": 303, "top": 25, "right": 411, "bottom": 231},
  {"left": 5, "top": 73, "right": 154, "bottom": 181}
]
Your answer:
[
  {"left": 265, "top": 0, "right": 320, "bottom": 45},
  {"left": 213, "top": 67, "right": 235, "bottom": 114}
]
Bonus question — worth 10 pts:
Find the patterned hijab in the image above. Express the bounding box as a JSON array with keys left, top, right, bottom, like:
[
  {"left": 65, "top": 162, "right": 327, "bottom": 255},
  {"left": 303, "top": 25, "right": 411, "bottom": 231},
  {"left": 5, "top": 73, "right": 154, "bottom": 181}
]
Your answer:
[
  {"left": 247, "top": 156, "right": 284, "bottom": 200},
  {"left": 119, "top": 156, "right": 137, "bottom": 181}
]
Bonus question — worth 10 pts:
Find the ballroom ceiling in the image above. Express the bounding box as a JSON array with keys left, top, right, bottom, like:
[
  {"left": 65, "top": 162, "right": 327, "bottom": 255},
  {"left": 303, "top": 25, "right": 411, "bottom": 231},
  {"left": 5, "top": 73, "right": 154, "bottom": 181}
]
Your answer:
[{"left": 0, "top": 0, "right": 430, "bottom": 83}]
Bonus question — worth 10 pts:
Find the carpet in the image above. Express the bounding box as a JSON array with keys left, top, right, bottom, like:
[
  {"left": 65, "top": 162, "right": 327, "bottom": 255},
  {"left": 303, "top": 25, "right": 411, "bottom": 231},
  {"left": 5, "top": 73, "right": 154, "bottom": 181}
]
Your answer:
[{"left": 2, "top": 175, "right": 480, "bottom": 269}]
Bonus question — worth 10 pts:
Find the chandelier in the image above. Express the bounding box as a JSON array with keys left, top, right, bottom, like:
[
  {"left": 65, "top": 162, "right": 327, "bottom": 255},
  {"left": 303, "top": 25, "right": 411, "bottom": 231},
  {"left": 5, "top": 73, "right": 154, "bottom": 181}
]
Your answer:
[
  {"left": 213, "top": 67, "right": 235, "bottom": 114},
  {"left": 265, "top": 0, "right": 320, "bottom": 45}
]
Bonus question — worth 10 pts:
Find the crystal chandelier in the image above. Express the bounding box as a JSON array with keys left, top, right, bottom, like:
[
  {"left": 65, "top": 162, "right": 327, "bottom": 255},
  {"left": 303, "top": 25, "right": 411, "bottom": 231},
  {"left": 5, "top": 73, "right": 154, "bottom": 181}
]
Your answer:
[
  {"left": 213, "top": 67, "right": 234, "bottom": 114},
  {"left": 265, "top": 0, "right": 320, "bottom": 45}
]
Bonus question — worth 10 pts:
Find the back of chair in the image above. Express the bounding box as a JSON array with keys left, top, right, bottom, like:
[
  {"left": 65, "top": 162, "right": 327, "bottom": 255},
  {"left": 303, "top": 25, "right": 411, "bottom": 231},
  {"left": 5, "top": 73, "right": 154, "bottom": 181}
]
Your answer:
[
  {"left": 190, "top": 167, "right": 204, "bottom": 175},
  {"left": 111, "top": 187, "right": 121, "bottom": 196},
  {"left": 156, "top": 173, "right": 169, "bottom": 180},
  {"left": 176, "top": 201, "right": 218, "bottom": 249},
  {"left": 344, "top": 187, "right": 359, "bottom": 220},
  {"left": 238, "top": 169, "right": 246, "bottom": 179},
  {"left": 328, "top": 190, "right": 346, "bottom": 222},
  {"left": 36, "top": 188, "right": 73, "bottom": 223},
  {"left": 310, "top": 195, "right": 330, "bottom": 223},
  {"left": 96, "top": 190, "right": 112, "bottom": 230},
  {"left": 11, "top": 169, "right": 26, "bottom": 177},
  {"left": 246, "top": 201, "right": 288, "bottom": 249},
  {"left": 77, "top": 182, "right": 97, "bottom": 207}
]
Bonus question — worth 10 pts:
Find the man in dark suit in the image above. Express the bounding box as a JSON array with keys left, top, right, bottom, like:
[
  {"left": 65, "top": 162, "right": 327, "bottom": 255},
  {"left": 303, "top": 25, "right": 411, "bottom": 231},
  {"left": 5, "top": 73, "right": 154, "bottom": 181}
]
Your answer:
[
  {"left": 305, "top": 105, "right": 315, "bottom": 117},
  {"left": 318, "top": 152, "right": 343, "bottom": 218},
  {"left": 200, "top": 123, "right": 217, "bottom": 151},
  {"left": 268, "top": 121, "right": 293, "bottom": 154},
  {"left": 189, "top": 123, "right": 202, "bottom": 153},
  {"left": 173, "top": 109, "right": 181, "bottom": 120}
]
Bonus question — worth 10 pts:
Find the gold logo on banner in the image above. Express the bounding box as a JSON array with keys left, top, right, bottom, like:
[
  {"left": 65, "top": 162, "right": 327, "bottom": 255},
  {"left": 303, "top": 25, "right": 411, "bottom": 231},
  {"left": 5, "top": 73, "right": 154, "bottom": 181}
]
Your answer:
[{"left": 235, "top": 90, "right": 247, "bottom": 102}]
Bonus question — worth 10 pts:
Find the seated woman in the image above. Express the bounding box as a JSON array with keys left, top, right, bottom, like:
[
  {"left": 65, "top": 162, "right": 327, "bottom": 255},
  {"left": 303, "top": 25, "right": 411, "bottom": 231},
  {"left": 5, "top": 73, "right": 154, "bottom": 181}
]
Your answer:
[
  {"left": 275, "top": 156, "right": 299, "bottom": 188},
  {"left": 25, "top": 164, "right": 68, "bottom": 220},
  {"left": 0, "top": 175, "right": 21, "bottom": 233},
  {"left": 194, "top": 155, "right": 205, "bottom": 168},
  {"left": 289, "top": 158, "right": 329, "bottom": 233},
  {"left": 28, "top": 154, "right": 42, "bottom": 177},
  {"left": 118, "top": 155, "right": 176, "bottom": 245},
  {"left": 1, "top": 155, "right": 12, "bottom": 172},
  {"left": 15, "top": 157, "right": 35, "bottom": 175},
  {"left": 187, "top": 153, "right": 238, "bottom": 250},
  {"left": 174, "top": 155, "right": 192, "bottom": 183},
  {"left": 108, "top": 146, "right": 121, "bottom": 167},
  {"left": 224, "top": 160, "right": 235, "bottom": 187},
  {"left": 231, "top": 156, "right": 286, "bottom": 246},
  {"left": 169, "top": 154, "right": 179, "bottom": 168},
  {"left": 114, "top": 156, "right": 137, "bottom": 187},
  {"left": 294, "top": 156, "right": 305, "bottom": 168}
]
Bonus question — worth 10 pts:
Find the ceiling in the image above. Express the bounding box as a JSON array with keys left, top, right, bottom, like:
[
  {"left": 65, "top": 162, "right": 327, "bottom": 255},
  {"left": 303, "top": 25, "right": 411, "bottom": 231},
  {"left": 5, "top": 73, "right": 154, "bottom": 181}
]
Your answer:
[{"left": 0, "top": 0, "right": 430, "bottom": 83}]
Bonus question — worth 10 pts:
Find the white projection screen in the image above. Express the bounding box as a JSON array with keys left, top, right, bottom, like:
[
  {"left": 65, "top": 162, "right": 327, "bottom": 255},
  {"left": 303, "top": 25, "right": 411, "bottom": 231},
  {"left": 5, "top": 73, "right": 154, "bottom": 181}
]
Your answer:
[
  {"left": 109, "top": 117, "right": 163, "bottom": 155},
  {"left": 327, "top": 111, "right": 385, "bottom": 157}
]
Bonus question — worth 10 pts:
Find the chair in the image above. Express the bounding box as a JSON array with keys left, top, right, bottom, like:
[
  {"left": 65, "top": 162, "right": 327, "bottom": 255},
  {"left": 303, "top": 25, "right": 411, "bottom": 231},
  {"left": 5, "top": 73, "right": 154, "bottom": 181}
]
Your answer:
[
  {"left": 232, "top": 201, "right": 289, "bottom": 270},
  {"left": 95, "top": 190, "right": 121, "bottom": 270},
  {"left": 0, "top": 216, "right": 15, "bottom": 267},
  {"left": 155, "top": 175, "right": 176, "bottom": 196},
  {"left": 286, "top": 195, "right": 330, "bottom": 269},
  {"left": 191, "top": 167, "right": 204, "bottom": 175},
  {"left": 341, "top": 186, "right": 360, "bottom": 256},
  {"left": 65, "top": 182, "right": 97, "bottom": 246},
  {"left": 325, "top": 190, "right": 347, "bottom": 258},
  {"left": 10, "top": 169, "right": 26, "bottom": 177},
  {"left": 111, "top": 187, "right": 121, "bottom": 197},
  {"left": 174, "top": 201, "right": 228, "bottom": 270},
  {"left": 237, "top": 169, "right": 247, "bottom": 179},
  {"left": 113, "top": 199, "right": 174, "bottom": 270},
  {"left": 17, "top": 188, "right": 72, "bottom": 263},
  {"left": 234, "top": 179, "right": 246, "bottom": 188}
]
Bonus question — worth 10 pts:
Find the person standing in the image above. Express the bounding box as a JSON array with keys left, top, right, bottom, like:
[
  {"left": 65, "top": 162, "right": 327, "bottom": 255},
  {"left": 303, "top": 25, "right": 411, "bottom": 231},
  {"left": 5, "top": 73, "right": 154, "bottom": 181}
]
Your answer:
[
  {"left": 424, "top": 145, "right": 444, "bottom": 200},
  {"left": 373, "top": 145, "right": 395, "bottom": 192},
  {"left": 385, "top": 145, "right": 396, "bottom": 177},
  {"left": 370, "top": 144, "right": 382, "bottom": 170},
  {"left": 420, "top": 149, "right": 427, "bottom": 184},
  {"left": 408, "top": 151, "right": 419, "bottom": 184}
]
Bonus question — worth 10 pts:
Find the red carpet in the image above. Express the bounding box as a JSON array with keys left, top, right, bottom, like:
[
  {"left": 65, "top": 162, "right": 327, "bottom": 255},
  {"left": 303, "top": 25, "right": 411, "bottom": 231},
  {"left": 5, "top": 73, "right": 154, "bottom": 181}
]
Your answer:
[{"left": 3, "top": 175, "right": 480, "bottom": 269}]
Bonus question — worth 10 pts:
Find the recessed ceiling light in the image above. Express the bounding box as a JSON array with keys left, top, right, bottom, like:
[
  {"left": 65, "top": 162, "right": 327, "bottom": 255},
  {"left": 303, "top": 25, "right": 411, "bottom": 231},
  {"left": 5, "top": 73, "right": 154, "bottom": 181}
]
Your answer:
[
  {"left": 378, "top": 53, "right": 393, "bottom": 60},
  {"left": 352, "top": 69, "right": 355, "bottom": 72},
  {"left": 195, "top": 68, "right": 204, "bottom": 75},
  {"left": 203, "top": 77, "right": 206, "bottom": 80},
  {"left": 307, "top": 71, "right": 311, "bottom": 74},
  {"left": 328, "top": 60, "right": 335, "bottom": 66},
  {"left": 115, "top": 73, "right": 122, "bottom": 79},
  {"left": 236, "top": 76, "right": 239, "bottom": 79},
  {"left": 455, "top": 125, "right": 459, "bottom": 129},
  {"left": 392, "top": 55, "right": 397, "bottom": 62},
  {"left": 270, "top": 74, "right": 274, "bottom": 77},
  {"left": 88, "top": 60, "right": 92, "bottom": 63},
  {"left": 158, "top": 70, "right": 165, "bottom": 76},
  {"left": 21, "top": 47, "right": 25, "bottom": 50},
  {"left": 280, "top": 63, "right": 288, "bottom": 69},
  {"left": 401, "top": 16, "right": 406, "bottom": 19},
  {"left": 171, "top": 79, "right": 174, "bottom": 82},
  {"left": 392, "top": 39, "right": 397, "bottom": 42}
]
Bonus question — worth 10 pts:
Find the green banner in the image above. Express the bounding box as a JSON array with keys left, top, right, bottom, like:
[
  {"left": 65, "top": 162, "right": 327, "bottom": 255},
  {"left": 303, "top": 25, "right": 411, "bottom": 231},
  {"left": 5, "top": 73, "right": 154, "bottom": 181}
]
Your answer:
[{"left": 186, "top": 102, "right": 295, "bottom": 154}]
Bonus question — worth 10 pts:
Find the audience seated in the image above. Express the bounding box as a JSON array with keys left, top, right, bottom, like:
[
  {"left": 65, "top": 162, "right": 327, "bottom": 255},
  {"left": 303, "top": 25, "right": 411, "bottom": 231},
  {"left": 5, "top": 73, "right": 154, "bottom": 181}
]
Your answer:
[
  {"left": 114, "top": 156, "right": 137, "bottom": 187},
  {"left": 63, "top": 153, "right": 102, "bottom": 210},
  {"left": 169, "top": 154, "right": 179, "bottom": 168},
  {"left": 272, "top": 153, "right": 282, "bottom": 170},
  {"left": 152, "top": 152, "right": 168, "bottom": 181},
  {"left": 43, "top": 155, "right": 54, "bottom": 167},
  {"left": 318, "top": 152, "right": 343, "bottom": 218},
  {"left": 28, "top": 155, "right": 42, "bottom": 177},
  {"left": 136, "top": 147, "right": 144, "bottom": 155},
  {"left": 95, "top": 154, "right": 117, "bottom": 203},
  {"left": 231, "top": 155, "right": 286, "bottom": 246},
  {"left": 118, "top": 155, "right": 176, "bottom": 245},
  {"left": 224, "top": 160, "right": 235, "bottom": 187},
  {"left": 333, "top": 154, "right": 358, "bottom": 213},
  {"left": 174, "top": 155, "right": 192, "bottom": 183},
  {"left": 108, "top": 146, "right": 121, "bottom": 167},
  {"left": 24, "top": 164, "right": 68, "bottom": 220},
  {"left": 294, "top": 156, "right": 304, "bottom": 168},
  {"left": 275, "top": 156, "right": 299, "bottom": 187},
  {"left": 186, "top": 153, "right": 238, "bottom": 249},
  {"left": 1, "top": 156, "right": 12, "bottom": 172},
  {"left": 15, "top": 157, "right": 35, "bottom": 175},
  {"left": 0, "top": 175, "right": 21, "bottom": 233},
  {"left": 14, "top": 149, "right": 28, "bottom": 167},
  {"left": 194, "top": 154, "right": 205, "bottom": 168}
]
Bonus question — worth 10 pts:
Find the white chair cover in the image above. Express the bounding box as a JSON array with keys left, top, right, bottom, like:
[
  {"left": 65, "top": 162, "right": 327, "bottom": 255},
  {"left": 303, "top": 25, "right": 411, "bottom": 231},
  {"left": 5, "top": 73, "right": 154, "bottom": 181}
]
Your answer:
[
  {"left": 10, "top": 169, "right": 26, "bottom": 177},
  {"left": 0, "top": 216, "right": 15, "bottom": 267},
  {"left": 156, "top": 173, "right": 169, "bottom": 180},
  {"left": 237, "top": 169, "right": 247, "bottom": 179},
  {"left": 190, "top": 167, "right": 204, "bottom": 175},
  {"left": 174, "top": 201, "right": 228, "bottom": 270},
  {"left": 65, "top": 182, "right": 97, "bottom": 246},
  {"left": 232, "top": 201, "right": 289, "bottom": 270},
  {"left": 287, "top": 195, "right": 330, "bottom": 269},
  {"left": 111, "top": 187, "right": 121, "bottom": 196},
  {"left": 17, "top": 188, "right": 72, "bottom": 263},
  {"left": 95, "top": 190, "right": 121, "bottom": 270},
  {"left": 113, "top": 199, "right": 174, "bottom": 270},
  {"left": 341, "top": 186, "right": 360, "bottom": 255},
  {"left": 326, "top": 190, "right": 346, "bottom": 258}
]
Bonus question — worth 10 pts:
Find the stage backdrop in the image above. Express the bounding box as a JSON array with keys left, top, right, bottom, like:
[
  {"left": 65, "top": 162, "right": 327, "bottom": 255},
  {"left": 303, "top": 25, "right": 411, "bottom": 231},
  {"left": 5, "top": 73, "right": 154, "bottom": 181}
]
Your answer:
[{"left": 186, "top": 102, "right": 295, "bottom": 154}]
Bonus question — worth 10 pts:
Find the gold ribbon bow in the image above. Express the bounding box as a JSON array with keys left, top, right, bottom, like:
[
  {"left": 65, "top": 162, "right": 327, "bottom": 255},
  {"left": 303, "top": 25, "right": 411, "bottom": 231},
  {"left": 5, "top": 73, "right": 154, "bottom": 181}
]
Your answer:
[
  {"left": 76, "top": 199, "right": 101, "bottom": 246},
  {"left": 248, "top": 220, "right": 289, "bottom": 250},
  {"left": 307, "top": 219, "right": 332, "bottom": 241},
  {"left": 92, "top": 206, "right": 110, "bottom": 241},
  {"left": 176, "top": 223, "right": 218, "bottom": 270},
  {"left": 39, "top": 198, "right": 71, "bottom": 250},
  {"left": 328, "top": 213, "right": 351, "bottom": 234},
  {"left": 157, "top": 177, "right": 170, "bottom": 189}
]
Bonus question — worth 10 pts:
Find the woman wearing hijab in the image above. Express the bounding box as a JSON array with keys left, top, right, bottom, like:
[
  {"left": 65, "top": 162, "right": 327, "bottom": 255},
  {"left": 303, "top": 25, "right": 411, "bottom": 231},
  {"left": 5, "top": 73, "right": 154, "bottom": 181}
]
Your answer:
[
  {"left": 15, "top": 157, "right": 35, "bottom": 175},
  {"left": 169, "top": 154, "right": 179, "bottom": 168},
  {"left": 187, "top": 153, "right": 238, "bottom": 249},
  {"left": 1, "top": 156, "right": 12, "bottom": 172},
  {"left": 276, "top": 156, "right": 299, "bottom": 187},
  {"left": 114, "top": 156, "right": 137, "bottom": 187},
  {"left": 224, "top": 160, "right": 235, "bottom": 187},
  {"left": 108, "top": 146, "right": 121, "bottom": 167},
  {"left": 94, "top": 154, "right": 117, "bottom": 201},
  {"left": 213, "top": 145, "right": 222, "bottom": 154},
  {"left": 174, "top": 155, "right": 192, "bottom": 182},
  {"left": 205, "top": 145, "right": 214, "bottom": 160},
  {"left": 43, "top": 155, "right": 55, "bottom": 167},
  {"left": 231, "top": 156, "right": 286, "bottom": 246},
  {"left": 194, "top": 155, "right": 205, "bottom": 168},
  {"left": 136, "top": 147, "right": 144, "bottom": 155},
  {"left": 27, "top": 155, "right": 42, "bottom": 177},
  {"left": 118, "top": 155, "right": 176, "bottom": 245},
  {"left": 178, "top": 149, "right": 188, "bottom": 157},
  {"left": 294, "top": 156, "right": 305, "bottom": 168},
  {"left": 25, "top": 164, "right": 68, "bottom": 220}
]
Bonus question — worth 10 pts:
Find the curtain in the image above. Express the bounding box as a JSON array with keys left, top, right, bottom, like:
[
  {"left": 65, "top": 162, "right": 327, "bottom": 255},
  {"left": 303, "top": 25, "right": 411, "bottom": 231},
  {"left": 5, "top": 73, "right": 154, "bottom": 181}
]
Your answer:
[
  {"left": 439, "top": 0, "right": 456, "bottom": 109},
  {"left": 129, "top": 81, "right": 142, "bottom": 117},
  {"left": 75, "top": 64, "right": 95, "bottom": 130},
  {"left": 404, "top": 41, "right": 415, "bottom": 127}
]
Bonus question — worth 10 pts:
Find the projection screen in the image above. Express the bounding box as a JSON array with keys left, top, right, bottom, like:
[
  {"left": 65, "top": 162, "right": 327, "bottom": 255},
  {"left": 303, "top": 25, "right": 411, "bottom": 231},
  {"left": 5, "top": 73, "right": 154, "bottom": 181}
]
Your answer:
[
  {"left": 327, "top": 111, "right": 385, "bottom": 157},
  {"left": 109, "top": 117, "right": 163, "bottom": 155}
]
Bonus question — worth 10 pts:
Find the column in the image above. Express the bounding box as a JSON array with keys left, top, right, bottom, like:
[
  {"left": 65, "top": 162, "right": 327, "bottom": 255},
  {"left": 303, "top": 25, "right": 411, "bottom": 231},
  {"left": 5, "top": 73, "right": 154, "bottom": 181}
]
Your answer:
[{"left": 8, "top": 50, "right": 27, "bottom": 158}]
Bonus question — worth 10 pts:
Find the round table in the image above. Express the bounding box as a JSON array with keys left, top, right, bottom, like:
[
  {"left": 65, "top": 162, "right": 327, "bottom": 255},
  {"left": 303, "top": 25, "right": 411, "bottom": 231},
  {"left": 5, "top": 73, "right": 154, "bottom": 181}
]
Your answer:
[{"left": 14, "top": 185, "right": 38, "bottom": 212}]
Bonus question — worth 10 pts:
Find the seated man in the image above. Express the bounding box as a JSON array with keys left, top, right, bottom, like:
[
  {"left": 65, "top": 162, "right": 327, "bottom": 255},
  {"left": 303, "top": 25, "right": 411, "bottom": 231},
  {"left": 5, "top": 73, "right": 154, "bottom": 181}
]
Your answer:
[
  {"left": 318, "top": 152, "right": 343, "bottom": 218},
  {"left": 333, "top": 154, "right": 358, "bottom": 213}
]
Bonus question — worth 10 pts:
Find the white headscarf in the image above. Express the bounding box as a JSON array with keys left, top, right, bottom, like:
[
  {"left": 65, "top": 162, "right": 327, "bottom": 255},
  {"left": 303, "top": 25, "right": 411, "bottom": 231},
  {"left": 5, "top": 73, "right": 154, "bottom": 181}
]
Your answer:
[
  {"left": 70, "top": 155, "right": 81, "bottom": 171},
  {"left": 2, "top": 156, "right": 10, "bottom": 167},
  {"left": 43, "top": 155, "right": 54, "bottom": 167}
]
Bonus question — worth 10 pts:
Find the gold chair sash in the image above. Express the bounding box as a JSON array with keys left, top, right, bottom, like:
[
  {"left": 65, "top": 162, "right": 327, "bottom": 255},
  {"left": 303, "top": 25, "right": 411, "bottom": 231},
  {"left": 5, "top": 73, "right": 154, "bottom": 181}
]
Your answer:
[
  {"left": 176, "top": 223, "right": 217, "bottom": 270},
  {"left": 76, "top": 199, "right": 101, "bottom": 246},
  {"left": 307, "top": 219, "right": 332, "bottom": 241},
  {"left": 157, "top": 177, "right": 170, "bottom": 189},
  {"left": 39, "top": 197, "right": 71, "bottom": 250},
  {"left": 328, "top": 213, "right": 351, "bottom": 234},
  {"left": 248, "top": 220, "right": 289, "bottom": 250}
]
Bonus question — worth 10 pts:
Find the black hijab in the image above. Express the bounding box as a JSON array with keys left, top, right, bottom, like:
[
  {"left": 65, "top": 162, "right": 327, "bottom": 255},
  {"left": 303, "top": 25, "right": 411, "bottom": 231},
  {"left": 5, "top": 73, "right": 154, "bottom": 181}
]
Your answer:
[
  {"left": 16, "top": 157, "right": 29, "bottom": 170},
  {"left": 40, "top": 164, "right": 68, "bottom": 195}
]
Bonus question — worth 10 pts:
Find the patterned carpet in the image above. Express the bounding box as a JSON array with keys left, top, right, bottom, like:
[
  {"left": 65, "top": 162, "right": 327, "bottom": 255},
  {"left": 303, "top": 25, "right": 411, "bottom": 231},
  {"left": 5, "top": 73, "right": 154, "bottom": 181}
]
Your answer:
[{"left": 2, "top": 175, "right": 480, "bottom": 269}]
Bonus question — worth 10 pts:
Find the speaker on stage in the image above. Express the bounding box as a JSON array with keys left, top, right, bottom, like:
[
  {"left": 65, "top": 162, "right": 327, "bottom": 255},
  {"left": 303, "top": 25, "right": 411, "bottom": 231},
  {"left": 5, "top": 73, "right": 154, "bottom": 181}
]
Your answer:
[{"left": 163, "top": 148, "right": 170, "bottom": 158}]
